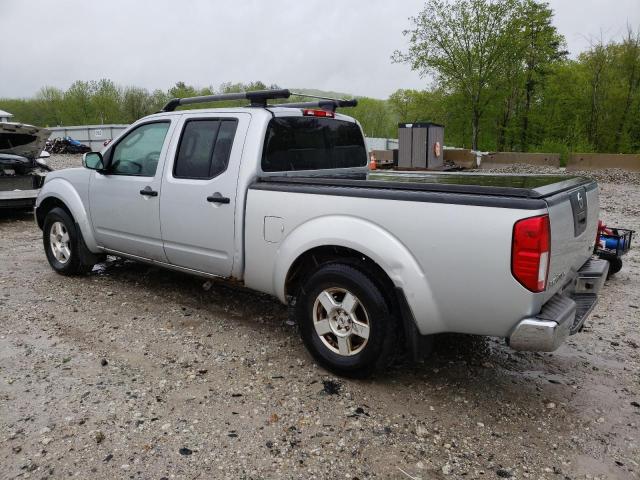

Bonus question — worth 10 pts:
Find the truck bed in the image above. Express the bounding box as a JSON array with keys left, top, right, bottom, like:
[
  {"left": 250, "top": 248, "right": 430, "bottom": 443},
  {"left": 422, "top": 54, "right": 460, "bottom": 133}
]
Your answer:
[{"left": 252, "top": 172, "right": 596, "bottom": 209}]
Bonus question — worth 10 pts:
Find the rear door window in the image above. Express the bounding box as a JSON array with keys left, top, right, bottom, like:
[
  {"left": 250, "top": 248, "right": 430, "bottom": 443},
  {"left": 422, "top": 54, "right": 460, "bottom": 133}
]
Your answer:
[
  {"left": 261, "top": 117, "right": 367, "bottom": 172},
  {"left": 174, "top": 119, "right": 238, "bottom": 179}
]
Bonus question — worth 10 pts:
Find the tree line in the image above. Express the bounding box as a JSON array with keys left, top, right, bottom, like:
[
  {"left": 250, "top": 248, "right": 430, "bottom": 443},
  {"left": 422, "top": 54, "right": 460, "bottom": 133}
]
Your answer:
[
  {"left": 393, "top": 0, "right": 640, "bottom": 155},
  {"left": 1, "top": 0, "right": 638, "bottom": 155}
]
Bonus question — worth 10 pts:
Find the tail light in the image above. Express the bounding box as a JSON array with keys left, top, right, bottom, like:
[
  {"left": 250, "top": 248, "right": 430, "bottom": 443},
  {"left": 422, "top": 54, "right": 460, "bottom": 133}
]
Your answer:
[
  {"left": 512, "top": 215, "right": 550, "bottom": 292},
  {"left": 302, "top": 109, "right": 335, "bottom": 118}
]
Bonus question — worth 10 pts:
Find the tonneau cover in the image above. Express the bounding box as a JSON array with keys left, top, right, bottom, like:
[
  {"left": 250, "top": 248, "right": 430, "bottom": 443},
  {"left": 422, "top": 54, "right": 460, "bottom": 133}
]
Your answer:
[{"left": 257, "top": 171, "right": 595, "bottom": 200}]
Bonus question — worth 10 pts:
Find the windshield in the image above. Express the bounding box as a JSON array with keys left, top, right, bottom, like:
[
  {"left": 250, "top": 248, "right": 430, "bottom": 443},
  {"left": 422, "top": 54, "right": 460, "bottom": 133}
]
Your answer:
[{"left": 261, "top": 116, "right": 367, "bottom": 172}]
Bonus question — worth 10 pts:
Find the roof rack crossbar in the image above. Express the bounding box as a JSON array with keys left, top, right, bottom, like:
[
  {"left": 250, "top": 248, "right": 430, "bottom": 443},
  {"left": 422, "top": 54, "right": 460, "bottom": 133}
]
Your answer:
[
  {"left": 161, "top": 89, "right": 291, "bottom": 112},
  {"left": 273, "top": 99, "right": 358, "bottom": 112}
]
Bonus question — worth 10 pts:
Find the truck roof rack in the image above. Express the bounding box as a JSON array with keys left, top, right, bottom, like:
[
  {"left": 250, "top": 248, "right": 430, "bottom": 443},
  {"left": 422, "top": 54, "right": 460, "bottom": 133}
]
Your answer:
[
  {"left": 161, "top": 89, "right": 292, "bottom": 112},
  {"left": 161, "top": 89, "right": 358, "bottom": 113}
]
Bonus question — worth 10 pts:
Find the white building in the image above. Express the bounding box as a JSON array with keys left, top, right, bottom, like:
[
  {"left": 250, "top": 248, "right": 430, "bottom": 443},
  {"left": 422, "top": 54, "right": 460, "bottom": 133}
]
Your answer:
[{"left": 0, "top": 109, "right": 14, "bottom": 122}]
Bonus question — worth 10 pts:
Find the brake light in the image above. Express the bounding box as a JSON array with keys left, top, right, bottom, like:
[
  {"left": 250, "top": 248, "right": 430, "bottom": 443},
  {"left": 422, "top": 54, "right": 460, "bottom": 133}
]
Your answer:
[
  {"left": 303, "top": 109, "right": 335, "bottom": 118},
  {"left": 512, "top": 215, "right": 550, "bottom": 292}
]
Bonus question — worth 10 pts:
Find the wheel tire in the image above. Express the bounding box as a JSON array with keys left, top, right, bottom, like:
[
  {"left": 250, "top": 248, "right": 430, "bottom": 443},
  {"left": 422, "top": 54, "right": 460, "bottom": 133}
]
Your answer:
[
  {"left": 43, "top": 207, "right": 94, "bottom": 275},
  {"left": 607, "top": 257, "right": 623, "bottom": 277},
  {"left": 295, "top": 262, "right": 397, "bottom": 378}
]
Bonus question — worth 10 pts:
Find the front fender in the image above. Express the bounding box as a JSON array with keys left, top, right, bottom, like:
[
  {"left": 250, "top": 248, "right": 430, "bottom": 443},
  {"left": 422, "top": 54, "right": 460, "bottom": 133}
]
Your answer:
[
  {"left": 36, "top": 177, "right": 99, "bottom": 252},
  {"left": 273, "top": 215, "right": 444, "bottom": 334}
]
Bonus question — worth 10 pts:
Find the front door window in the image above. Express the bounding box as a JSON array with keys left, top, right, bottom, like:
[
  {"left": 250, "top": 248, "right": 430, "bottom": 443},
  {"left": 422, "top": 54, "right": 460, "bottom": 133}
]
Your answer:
[{"left": 110, "top": 122, "right": 170, "bottom": 176}]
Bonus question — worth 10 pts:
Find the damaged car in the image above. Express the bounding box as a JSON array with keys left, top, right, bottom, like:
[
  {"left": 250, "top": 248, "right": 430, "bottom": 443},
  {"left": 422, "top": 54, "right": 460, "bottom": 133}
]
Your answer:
[{"left": 0, "top": 122, "right": 51, "bottom": 210}]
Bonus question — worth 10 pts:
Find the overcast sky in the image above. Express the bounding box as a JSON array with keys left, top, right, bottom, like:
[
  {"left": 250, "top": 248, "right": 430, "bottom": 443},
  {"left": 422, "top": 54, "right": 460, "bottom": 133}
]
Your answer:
[{"left": 1, "top": 0, "right": 638, "bottom": 99}]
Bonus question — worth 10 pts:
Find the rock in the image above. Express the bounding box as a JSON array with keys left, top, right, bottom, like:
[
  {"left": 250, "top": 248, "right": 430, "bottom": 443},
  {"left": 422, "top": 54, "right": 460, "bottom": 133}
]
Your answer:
[
  {"left": 94, "top": 430, "right": 105, "bottom": 444},
  {"left": 631, "top": 401, "right": 640, "bottom": 408},
  {"left": 442, "top": 463, "right": 452, "bottom": 475},
  {"left": 322, "top": 379, "right": 341, "bottom": 395},
  {"left": 497, "top": 468, "right": 513, "bottom": 478},
  {"left": 545, "top": 402, "right": 556, "bottom": 409},
  {"left": 179, "top": 447, "right": 193, "bottom": 456},
  {"left": 202, "top": 280, "right": 213, "bottom": 291},
  {"left": 100, "top": 358, "right": 108, "bottom": 366},
  {"left": 41, "top": 437, "right": 53, "bottom": 445},
  {"left": 103, "top": 454, "right": 113, "bottom": 462},
  {"left": 354, "top": 407, "right": 369, "bottom": 416},
  {"left": 12, "top": 446, "right": 21, "bottom": 454}
]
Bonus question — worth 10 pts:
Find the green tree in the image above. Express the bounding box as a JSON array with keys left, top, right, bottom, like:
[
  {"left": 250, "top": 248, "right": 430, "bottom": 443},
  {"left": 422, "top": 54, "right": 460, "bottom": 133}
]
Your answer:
[
  {"left": 63, "top": 81, "right": 95, "bottom": 124},
  {"left": 121, "top": 86, "right": 151, "bottom": 123},
  {"left": 348, "top": 97, "right": 395, "bottom": 138},
  {"left": 612, "top": 27, "right": 640, "bottom": 151},
  {"left": 394, "top": 0, "right": 523, "bottom": 150},
  {"left": 91, "top": 79, "right": 122, "bottom": 124},
  {"left": 34, "top": 86, "right": 65, "bottom": 126},
  {"left": 515, "top": 0, "right": 567, "bottom": 150}
]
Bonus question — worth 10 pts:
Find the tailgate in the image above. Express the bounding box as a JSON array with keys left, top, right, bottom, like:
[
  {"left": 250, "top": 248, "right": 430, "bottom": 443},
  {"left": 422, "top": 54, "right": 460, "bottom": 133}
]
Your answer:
[{"left": 544, "top": 181, "right": 599, "bottom": 300}]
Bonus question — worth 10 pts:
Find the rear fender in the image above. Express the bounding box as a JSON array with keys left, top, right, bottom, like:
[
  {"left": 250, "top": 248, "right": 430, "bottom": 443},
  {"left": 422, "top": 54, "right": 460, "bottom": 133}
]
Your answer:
[
  {"left": 274, "top": 215, "right": 444, "bottom": 334},
  {"left": 36, "top": 178, "right": 99, "bottom": 252}
]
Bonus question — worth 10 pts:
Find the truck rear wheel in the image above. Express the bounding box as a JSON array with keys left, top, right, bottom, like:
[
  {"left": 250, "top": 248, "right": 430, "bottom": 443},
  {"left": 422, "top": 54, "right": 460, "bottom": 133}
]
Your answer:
[
  {"left": 295, "top": 263, "right": 397, "bottom": 377},
  {"left": 43, "top": 207, "right": 94, "bottom": 275}
]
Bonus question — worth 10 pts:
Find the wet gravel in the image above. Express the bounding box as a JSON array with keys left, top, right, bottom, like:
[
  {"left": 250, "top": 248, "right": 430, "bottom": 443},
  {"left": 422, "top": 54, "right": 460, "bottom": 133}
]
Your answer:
[{"left": 0, "top": 156, "right": 638, "bottom": 479}]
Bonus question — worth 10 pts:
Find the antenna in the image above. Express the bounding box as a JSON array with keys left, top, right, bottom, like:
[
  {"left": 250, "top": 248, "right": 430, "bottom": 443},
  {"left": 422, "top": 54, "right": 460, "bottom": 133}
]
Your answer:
[{"left": 274, "top": 99, "right": 358, "bottom": 112}]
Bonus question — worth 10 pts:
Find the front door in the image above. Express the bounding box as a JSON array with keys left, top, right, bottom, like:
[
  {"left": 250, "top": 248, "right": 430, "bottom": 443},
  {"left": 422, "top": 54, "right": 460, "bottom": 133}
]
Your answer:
[
  {"left": 88, "top": 119, "right": 174, "bottom": 261},
  {"left": 160, "top": 113, "right": 250, "bottom": 277}
]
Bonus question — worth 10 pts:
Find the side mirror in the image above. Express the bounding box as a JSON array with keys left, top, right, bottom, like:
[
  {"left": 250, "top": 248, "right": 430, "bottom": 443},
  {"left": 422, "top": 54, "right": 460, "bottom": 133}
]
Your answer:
[{"left": 83, "top": 152, "right": 104, "bottom": 171}]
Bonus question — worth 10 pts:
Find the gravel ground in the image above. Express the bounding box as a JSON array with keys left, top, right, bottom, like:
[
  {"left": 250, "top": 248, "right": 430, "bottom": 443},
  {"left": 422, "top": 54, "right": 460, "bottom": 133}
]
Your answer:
[{"left": 1, "top": 155, "right": 639, "bottom": 479}]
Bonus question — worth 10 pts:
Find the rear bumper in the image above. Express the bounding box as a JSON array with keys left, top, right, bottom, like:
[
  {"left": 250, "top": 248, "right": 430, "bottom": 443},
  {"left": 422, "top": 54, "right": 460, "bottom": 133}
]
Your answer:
[
  {"left": 0, "top": 189, "right": 39, "bottom": 209},
  {"left": 509, "top": 258, "right": 609, "bottom": 352}
]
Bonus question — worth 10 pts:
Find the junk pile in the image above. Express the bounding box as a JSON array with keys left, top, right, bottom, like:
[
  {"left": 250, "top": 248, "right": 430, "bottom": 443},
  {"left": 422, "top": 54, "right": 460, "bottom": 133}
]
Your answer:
[
  {"left": 1, "top": 122, "right": 51, "bottom": 209},
  {"left": 46, "top": 136, "right": 91, "bottom": 154}
]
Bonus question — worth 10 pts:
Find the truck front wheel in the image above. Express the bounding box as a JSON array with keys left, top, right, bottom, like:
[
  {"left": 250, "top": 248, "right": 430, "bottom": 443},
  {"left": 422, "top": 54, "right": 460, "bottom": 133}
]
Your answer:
[
  {"left": 295, "top": 263, "right": 397, "bottom": 377},
  {"left": 43, "top": 207, "right": 95, "bottom": 275}
]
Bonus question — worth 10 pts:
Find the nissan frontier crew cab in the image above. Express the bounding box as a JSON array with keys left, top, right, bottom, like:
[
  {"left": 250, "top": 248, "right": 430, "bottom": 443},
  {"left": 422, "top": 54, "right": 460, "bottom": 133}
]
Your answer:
[{"left": 35, "top": 89, "right": 609, "bottom": 377}]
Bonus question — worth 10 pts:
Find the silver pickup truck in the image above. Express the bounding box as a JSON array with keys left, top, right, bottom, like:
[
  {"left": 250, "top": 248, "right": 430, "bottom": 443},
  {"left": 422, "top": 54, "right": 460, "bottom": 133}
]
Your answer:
[{"left": 35, "top": 89, "right": 609, "bottom": 377}]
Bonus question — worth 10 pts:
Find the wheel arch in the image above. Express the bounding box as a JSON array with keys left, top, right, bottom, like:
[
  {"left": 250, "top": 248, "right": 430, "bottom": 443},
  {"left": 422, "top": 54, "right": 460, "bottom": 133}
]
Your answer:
[
  {"left": 36, "top": 178, "right": 99, "bottom": 252},
  {"left": 275, "top": 215, "right": 444, "bottom": 335}
]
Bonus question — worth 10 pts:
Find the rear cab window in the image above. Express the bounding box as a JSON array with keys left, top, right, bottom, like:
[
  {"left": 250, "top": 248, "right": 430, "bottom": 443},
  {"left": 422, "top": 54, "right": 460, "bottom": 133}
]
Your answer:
[{"left": 261, "top": 116, "right": 367, "bottom": 172}]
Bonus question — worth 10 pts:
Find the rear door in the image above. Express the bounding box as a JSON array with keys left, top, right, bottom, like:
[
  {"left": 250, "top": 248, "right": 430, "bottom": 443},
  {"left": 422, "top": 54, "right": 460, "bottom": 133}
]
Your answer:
[
  {"left": 160, "top": 112, "right": 250, "bottom": 276},
  {"left": 88, "top": 118, "right": 175, "bottom": 261}
]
